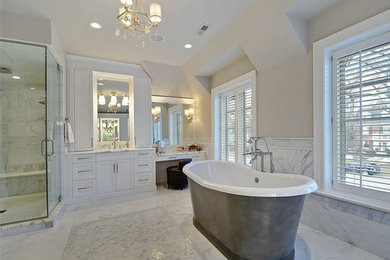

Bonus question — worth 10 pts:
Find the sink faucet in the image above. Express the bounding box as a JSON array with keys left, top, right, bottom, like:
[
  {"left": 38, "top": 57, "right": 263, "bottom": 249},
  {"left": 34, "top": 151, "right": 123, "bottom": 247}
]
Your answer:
[
  {"left": 243, "top": 137, "right": 274, "bottom": 173},
  {"left": 155, "top": 140, "right": 162, "bottom": 153}
]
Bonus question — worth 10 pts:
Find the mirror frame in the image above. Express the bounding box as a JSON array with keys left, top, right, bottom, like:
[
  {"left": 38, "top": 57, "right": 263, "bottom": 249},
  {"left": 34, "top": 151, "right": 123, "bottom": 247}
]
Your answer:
[
  {"left": 93, "top": 71, "right": 134, "bottom": 148},
  {"left": 151, "top": 95, "right": 195, "bottom": 145}
]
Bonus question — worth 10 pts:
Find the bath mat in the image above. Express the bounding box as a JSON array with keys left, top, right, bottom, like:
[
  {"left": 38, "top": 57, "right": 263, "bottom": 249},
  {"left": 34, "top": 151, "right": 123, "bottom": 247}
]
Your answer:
[{"left": 61, "top": 207, "right": 203, "bottom": 260}]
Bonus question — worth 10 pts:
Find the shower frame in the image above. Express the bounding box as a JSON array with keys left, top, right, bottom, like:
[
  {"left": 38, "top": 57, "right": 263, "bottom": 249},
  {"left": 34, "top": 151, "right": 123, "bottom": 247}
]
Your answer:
[{"left": 0, "top": 39, "right": 63, "bottom": 225}]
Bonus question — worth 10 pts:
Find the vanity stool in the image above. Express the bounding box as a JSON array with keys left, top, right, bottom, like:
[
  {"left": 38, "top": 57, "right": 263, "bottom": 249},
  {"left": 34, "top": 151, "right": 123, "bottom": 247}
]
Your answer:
[{"left": 166, "top": 158, "right": 192, "bottom": 190}]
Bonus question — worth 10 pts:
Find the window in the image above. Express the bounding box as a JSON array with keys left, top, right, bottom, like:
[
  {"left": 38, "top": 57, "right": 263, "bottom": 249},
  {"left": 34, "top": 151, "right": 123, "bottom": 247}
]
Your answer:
[
  {"left": 314, "top": 11, "right": 390, "bottom": 209},
  {"left": 333, "top": 36, "right": 390, "bottom": 196},
  {"left": 212, "top": 70, "right": 256, "bottom": 166}
]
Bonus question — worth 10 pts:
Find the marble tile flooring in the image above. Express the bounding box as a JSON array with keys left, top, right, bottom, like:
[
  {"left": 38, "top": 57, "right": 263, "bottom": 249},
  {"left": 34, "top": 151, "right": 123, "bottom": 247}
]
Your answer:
[
  {"left": 0, "top": 192, "right": 46, "bottom": 225},
  {"left": 0, "top": 188, "right": 385, "bottom": 260}
]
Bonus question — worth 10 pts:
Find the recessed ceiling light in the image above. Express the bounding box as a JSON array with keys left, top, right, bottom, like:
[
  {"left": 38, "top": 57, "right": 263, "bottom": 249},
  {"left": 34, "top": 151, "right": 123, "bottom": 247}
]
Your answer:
[
  {"left": 97, "top": 83, "right": 104, "bottom": 86},
  {"left": 184, "top": 44, "right": 192, "bottom": 49},
  {"left": 12, "top": 75, "right": 21, "bottom": 80},
  {"left": 90, "top": 22, "right": 102, "bottom": 29},
  {"left": 30, "top": 87, "right": 36, "bottom": 90}
]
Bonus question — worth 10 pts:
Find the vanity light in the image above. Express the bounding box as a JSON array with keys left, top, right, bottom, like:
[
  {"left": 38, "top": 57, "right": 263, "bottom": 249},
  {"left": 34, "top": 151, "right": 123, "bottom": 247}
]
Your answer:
[
  {"left": 152, "top": 106, "right": 161, "bottom": 122},
  {"left": 122, "top": 95, "right": 129, "bottom": 106},
  {"left": 110, "top": 91, "right": 118, "bottom": 106},
  {"left": 184, "top": 108, "right": 194, "bottom": 122},
  {"left": 98, "top": 93, "right": 106, "bottom": 105}
]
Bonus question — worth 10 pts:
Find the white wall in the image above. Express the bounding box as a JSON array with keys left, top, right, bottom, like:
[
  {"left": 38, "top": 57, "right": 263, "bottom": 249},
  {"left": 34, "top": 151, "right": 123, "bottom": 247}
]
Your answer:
[
  {"left": 183, "top": 0, "right": 390, "bottom": 140},
  {"left": 0, "top": 12, "right": 51, "bottom": 45},
  {"left": 143, "top": 61, "right": 193, "bottom": 97}
]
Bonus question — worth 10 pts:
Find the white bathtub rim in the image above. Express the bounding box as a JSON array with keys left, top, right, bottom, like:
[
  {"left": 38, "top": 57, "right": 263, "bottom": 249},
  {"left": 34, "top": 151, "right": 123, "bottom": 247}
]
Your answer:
[{"left": 183, "top": 160, "right": 318, "bottom": 197}]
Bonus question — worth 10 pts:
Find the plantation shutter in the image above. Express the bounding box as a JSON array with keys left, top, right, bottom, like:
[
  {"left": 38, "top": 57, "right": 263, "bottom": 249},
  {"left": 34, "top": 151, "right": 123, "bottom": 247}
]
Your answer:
[
  {"left": 334, "top": 39, "right": 390, "bottom": 194},
  {"left": 221, "top": 94, "right": 236, "bottom": 162},
  {"left": 220, "top": 86, "right": 252, "bottom": 165}
]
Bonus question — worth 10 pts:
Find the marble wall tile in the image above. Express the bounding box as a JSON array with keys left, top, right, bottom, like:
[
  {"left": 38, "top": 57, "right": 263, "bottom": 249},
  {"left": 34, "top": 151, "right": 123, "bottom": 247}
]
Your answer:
[
  {"left": 256, "top": 138, "right": 390, "bottom": 259},
  {"left": 1, "top": 87, "right": 45, "bottom": 175},
  {"left": 255, "top": 138, "right": 314, "bottom": 177},
  {"left": 302, "top": 195, "right": 390, "bottom": 259}
]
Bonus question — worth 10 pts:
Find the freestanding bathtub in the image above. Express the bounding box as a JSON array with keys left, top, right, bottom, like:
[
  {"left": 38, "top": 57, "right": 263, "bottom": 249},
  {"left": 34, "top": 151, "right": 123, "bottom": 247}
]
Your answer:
[{"left": 183, "top": 160, "right": 318, "bottom": 260}]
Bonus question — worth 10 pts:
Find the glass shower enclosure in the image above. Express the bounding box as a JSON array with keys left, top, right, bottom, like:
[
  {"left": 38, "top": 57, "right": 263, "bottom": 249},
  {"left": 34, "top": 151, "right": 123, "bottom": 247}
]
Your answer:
[{"left": 0, "top": 40, "right": 62, "bottom": 225}]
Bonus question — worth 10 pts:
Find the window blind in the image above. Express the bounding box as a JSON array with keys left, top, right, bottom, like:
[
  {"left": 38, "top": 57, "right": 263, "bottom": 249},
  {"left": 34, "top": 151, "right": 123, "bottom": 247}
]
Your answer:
[
  {"left": 220, "top": 87, "right": 252, "bottom": 165},
  {"left": 334, "top": 40, "right": 390, "bottom": 194}
]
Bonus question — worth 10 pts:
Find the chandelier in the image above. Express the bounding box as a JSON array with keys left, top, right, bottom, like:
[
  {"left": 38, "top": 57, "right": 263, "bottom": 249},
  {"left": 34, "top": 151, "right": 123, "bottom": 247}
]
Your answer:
[{"left": 115, "top": 0, "right": 162, "bottom": 43}]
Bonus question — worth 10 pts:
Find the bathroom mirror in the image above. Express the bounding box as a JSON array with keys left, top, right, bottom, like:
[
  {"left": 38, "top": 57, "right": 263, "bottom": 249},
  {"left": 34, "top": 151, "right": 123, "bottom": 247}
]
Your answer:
[
  {"left": 151, "top": 95, "right": 194, "bottom": 146},
  {"left": 93, "top": 72, "right": 134, "bottom": 147}
]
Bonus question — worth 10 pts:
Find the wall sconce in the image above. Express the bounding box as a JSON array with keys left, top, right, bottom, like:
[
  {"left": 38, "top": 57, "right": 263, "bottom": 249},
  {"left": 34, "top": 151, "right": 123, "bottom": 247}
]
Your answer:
[
  {"left": 152, "top": 106, "right": 161, "bottom": 122},
  {"left": 184, "top": 108, "right": 194, "bottom": 122}
]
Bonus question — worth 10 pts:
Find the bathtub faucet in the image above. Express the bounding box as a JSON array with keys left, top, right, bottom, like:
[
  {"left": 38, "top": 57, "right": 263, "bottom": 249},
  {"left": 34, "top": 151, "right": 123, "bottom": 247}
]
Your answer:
[{"left": 244, "top": 137, "right": 275, "bottom": 173}]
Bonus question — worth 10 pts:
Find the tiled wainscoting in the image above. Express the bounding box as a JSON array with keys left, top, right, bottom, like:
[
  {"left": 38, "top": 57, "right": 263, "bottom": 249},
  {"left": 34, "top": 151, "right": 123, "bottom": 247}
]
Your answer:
[{"left": 255, "top": 138, "right": 390, "bottom": 259}]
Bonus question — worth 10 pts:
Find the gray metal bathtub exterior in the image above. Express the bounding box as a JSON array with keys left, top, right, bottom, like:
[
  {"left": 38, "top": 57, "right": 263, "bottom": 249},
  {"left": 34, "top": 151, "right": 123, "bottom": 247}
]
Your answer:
[{"left": 188, "top": 179, "right": 306, "bottom": 260}]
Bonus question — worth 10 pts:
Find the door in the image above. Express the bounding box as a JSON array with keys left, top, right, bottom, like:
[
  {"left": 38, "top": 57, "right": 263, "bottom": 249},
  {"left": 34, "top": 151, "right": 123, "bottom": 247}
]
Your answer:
[
  {"left": 47, "top": 51, "right": 62, "bottom": 213},
  {"left": 0, "top": 41, "right": 47, "bottom": 225},
  {"left": 96, "top": 161, "right": 115, "bottom": 194},
  {"left": 116, "top": 160, "right": 133, "bottom": 191}
]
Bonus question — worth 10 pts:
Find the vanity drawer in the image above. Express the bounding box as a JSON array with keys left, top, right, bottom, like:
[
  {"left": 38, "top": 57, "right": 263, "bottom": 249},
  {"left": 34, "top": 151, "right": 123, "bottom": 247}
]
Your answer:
[
  {"left": 134, "top": 158, "right": 152, "bottom": 173},
  {"left": 190, "top": 154, "right": 203, "bottom": 161},
  {"left": 73, "top": 179, "right": 96, "bottom": 198},
  {"left": 134, "top": 150, "right": 152, "bottom": 159},
  {"left": 72, "top": 163, "right": 95, "bottom": 180},
  {"left": 96, "top": 152, "right": 132, "bottom": 161},
  {"left": 134, "top": 172, "right": 152, "bottom": 188},
  {"left": 72, "top": 154, "right": 95, "bottom": 163}
]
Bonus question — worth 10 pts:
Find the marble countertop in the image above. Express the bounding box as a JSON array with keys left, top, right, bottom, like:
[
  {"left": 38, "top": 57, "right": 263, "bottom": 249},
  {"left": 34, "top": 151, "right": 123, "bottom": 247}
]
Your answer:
[
  {"left": 65, "top": 147, "right": 155, "bottom": 155},
  {"left": 155, "top": 151, "right": 205, "bottom": 157}
]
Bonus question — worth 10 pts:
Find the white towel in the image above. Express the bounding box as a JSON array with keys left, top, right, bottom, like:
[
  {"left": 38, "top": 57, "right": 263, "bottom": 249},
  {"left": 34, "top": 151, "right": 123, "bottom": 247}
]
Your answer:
[{"left": 65, "top": 121, "right": 75, "bottom": 143}]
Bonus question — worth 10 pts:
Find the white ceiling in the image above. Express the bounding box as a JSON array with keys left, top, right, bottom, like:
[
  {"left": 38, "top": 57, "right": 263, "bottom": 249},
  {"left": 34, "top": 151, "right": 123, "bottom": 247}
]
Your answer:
[{"left": 0, "top": 0, "right": 253, "bottom": 66}]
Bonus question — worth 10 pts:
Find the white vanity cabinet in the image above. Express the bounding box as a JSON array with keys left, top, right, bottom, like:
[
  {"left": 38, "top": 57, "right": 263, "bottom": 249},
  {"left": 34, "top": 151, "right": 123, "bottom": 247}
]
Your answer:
[
  {"left": 70, "top": 69, "right": 93, "bottom": 151},
  {"left": 66, "top": 149, "right": 155, "bottom": 202},
  {"left": 133, "top": 77, "right": 152, "bottom": 148},
  {"left": 96, "top": 152, "right": 133, "bottom": 194},
  {"left": 66, "top": 55, "right": 152, "bottom": 152},
  {"left": 71, "top": 154, "right": 96, "bottom": 199}
]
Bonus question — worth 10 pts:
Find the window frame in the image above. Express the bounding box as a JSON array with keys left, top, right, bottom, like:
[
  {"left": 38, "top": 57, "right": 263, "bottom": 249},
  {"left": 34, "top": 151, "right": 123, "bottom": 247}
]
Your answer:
[
  {"left": 211, "top": 70, "right": 257, "bottom": 165},
  {"left": 331, "top": 32, "right": 390, "bottom": 200},
  {"left": 313, "top": 9, "right": 390, "bottom": 212}
]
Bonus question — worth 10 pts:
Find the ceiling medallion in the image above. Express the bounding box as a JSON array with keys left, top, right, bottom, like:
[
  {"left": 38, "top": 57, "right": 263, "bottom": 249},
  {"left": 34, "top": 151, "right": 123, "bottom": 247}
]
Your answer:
[{"left": 115, "top": 0, "right": 162, "bottom": 47}]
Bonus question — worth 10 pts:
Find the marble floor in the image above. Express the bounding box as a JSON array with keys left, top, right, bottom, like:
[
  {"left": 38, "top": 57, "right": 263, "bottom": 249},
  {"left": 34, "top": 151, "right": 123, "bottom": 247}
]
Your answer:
[
  {"left": 0, "top": 192, "right": 46, "bottom": 225},
  {"left": 0, "top": 187, "right": 385, "bottom": 260}
]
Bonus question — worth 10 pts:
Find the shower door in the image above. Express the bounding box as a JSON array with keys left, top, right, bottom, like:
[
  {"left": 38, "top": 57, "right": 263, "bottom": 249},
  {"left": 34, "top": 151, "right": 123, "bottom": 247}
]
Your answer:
[{"left": 47, "top": 51, "right": 62, "bottom": 214}]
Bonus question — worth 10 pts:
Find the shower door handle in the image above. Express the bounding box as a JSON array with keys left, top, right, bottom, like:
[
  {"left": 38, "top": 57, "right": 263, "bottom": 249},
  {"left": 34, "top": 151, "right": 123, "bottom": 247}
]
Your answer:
[
  {"left": 40, "top": 140, "right": 46, "bottom": 156},
  {"left": 47, "top": 139, "right": 54, "bottom": 157}
]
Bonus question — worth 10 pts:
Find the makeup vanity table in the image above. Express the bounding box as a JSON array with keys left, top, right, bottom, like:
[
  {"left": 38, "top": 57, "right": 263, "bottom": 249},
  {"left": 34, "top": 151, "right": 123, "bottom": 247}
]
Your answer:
[{"left": 154, "top": 151, "right": 206, "bottom": 185}]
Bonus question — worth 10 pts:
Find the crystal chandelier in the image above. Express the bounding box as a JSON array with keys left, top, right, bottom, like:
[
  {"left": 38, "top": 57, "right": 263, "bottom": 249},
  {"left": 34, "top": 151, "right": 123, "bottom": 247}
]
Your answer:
[{"left": 115, "top": 0, "right": 162, "bottom": 43}]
